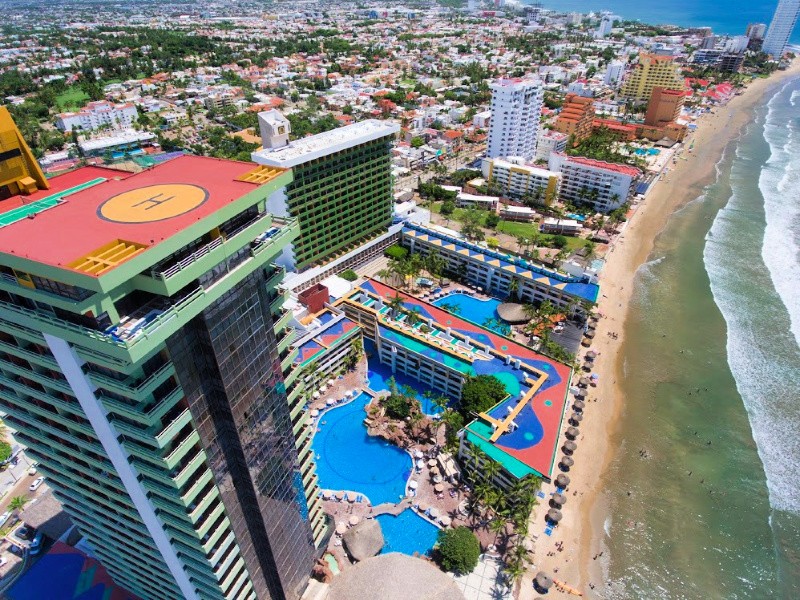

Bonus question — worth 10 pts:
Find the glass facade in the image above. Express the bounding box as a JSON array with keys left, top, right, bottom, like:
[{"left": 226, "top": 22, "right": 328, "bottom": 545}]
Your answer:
[{"left": 167, "top": 269, "right": 315, "bottom": 600}]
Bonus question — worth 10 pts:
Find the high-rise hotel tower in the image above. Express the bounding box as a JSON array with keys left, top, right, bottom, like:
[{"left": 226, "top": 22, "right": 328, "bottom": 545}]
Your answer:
[
  {"left": 0, "top": 134, "right": 325, "bottom": 598},
  {"left": 763, "top": 0, "right": 800, "bottom": 57}
]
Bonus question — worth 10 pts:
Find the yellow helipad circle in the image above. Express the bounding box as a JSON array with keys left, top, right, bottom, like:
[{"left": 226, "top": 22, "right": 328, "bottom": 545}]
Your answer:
[{"left": 98, "top": 184, "right": 209, "bottom": 224}]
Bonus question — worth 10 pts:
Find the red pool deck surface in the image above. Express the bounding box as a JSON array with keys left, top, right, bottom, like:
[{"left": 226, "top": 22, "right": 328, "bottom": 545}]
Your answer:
[
  {"left": 365, "top": 279, "right": 571, "bottom": 479},
  {"left": 0, "top": 156, "right": 261, "bottom": 275}
]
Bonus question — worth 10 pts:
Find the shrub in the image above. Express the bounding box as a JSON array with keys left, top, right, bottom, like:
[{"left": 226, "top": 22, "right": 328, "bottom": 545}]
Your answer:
[
  {"left": 437, "top": 526, "right": 480, "bottom": 574},
  {"left": 382, "top": 393, "right": 412, "bottom": 419},
  {"left": 485, "top": 213, "right": 500, "bottom": 228},
  {"left": 459, "top": 375, "right": 507, "bottom": 418},
  {"left": 385, "top": 244, "right": 408, "bottom": 260},
  {"left": 551, "top": 235, "right": 568, "bottom": 249},
  {"left": 340, "top": 269, "right": 358, "bottom": 281},
  {"left": 440, "top": 200, "right": 456, "bottom": 216},
  {"left": 0, "top": 441, "right": 11, "bottom": 464}
]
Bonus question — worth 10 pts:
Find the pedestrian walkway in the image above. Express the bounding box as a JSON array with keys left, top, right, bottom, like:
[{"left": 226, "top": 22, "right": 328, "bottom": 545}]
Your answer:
[{"left": 450, "top": 554, "right": 512, "bottom": 600}]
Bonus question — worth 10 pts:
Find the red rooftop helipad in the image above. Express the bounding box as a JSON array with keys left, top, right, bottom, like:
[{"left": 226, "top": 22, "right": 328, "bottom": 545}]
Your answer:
[{"left": 0, "top": 156, "right": 274, "bottom": 276}]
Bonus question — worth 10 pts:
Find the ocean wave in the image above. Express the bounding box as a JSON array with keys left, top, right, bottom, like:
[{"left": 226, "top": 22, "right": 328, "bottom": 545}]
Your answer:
[
  {"left": 759, "top": 78, "right": 800, "bottom": 348},
  {"left": 704, "top": 77, "right": 800, "bottom": 515}
]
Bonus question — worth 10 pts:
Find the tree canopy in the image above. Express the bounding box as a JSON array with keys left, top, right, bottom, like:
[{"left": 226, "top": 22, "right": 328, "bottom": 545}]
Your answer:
[
  {"left": 459, "top": 374, "right": 507, "bottom": 418},
  {"left": 437, "top": 526, "right": 480, "bottom": 574}
]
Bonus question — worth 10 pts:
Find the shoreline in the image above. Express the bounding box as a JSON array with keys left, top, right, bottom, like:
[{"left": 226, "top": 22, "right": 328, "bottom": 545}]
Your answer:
[{"left": 519, "top": 59, "right": 800, "bottom": 598}]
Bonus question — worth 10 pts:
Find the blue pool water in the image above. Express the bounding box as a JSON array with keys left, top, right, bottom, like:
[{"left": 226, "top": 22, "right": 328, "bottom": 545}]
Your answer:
[
  {"left": 634, "top": 148, "right": 661, "bottom": 156},
  {"left": 433, "top": 293, "right": 508, "bottom": 334},
  {"left": 376, "top": 510, "right": 440, "bottom": 556},
  {"left": 311, "top": 392, "right": 412, "bottom": 505}
]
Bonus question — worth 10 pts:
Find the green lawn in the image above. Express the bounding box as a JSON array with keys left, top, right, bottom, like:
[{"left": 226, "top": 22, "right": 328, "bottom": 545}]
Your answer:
[
  {"left": 430, "top": 202, "right": 587, "bottom": 252},
  {"left": 56, "top": 86, "right": 90, "bottom": 110}
]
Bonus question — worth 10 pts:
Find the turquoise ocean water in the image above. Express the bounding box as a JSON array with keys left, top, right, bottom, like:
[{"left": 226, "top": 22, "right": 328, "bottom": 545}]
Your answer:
[
  {"left": 597, "top": 75, "right": 800, "bottom": 597},
  {"left": 529, "top": 0, "right": 800, "bottom": 43}
]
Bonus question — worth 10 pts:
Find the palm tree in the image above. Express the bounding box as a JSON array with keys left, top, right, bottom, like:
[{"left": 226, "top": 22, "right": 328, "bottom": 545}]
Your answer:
[
  {"left": 387, "top": 294, "right": 405, "bottom": 319},
  {"left": 9, "top": 495, "right": 27, "bottom": 512},
  {"left": 508, "top": 277, "right": 520, "bottom": 300}
]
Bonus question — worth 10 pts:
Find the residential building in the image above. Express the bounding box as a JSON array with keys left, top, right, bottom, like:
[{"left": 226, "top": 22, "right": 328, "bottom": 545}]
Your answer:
[
  {"left": 540, "top": 217, "right": 582, "bottom": 236},
  {"left": 498, "top": 204, "right": 536, "bottom": 222},
  {"left": 644, "top": 87, "right": 685, "bottom": 127},
  {"left": 595, "top": 13, "right": 614, "bottom": 39},
  {"left": 549, "top": 153, "right": 640, "bottom": 212},
  {"left": 553, "top": 94, "right": 595, "bottom": 143},
  {"left": 535, "top": 130, "right": 569, "bottom": 162},
  {"left": 55, "top": 101, "right": 138, "bottom": 132},
  {"left": 486, "top": 78, "right": 543, "bottom": 161},
  {"left": 763, "top": 0, "right": 800, "bottom": 57},
  {"left": 0, "top": 154, "right": 327, "bottom": 600},
  {"left": 604, "top": 60, "right": 625, "bottom": 86},
  {"left": 482, "top": 157, "right": 561, "bottom": 205},
  {"left": 746, "top": 22, "right": 768, "bottom": 40},
  {"left": 251, "top": 118, "right": 400, "bottom": 270},
  {"left": 619, "top": 53, "right": 683, "bottom": 102},
  {"left": 719, "top": 52, "right": 746, "bottom": 73},
  {"left": 472, "top": 110, "right": 491, "bottom": 129},
  {"left": 399, "top": 223, "right": 598, "bottom": 310},
  {"left": 455, "top": 192, "right": 498, "bottom": 210},
  {"left": 77, "top": 131, "right": 156, "bottom": 157}
]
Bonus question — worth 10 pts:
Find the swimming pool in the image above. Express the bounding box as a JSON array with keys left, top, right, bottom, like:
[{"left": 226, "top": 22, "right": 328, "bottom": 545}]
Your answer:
[
  {"left": 311, "top": 392, "right": 412, "bottom": 505},
  {"left": 634, "top": 148, "right": 661, "bottom": 156},
  {"left": 376, "top": 509, "right": 440, "bottom": 556},
  {"left": 433, "top": 293, "right": 509, "bottom": 334}
]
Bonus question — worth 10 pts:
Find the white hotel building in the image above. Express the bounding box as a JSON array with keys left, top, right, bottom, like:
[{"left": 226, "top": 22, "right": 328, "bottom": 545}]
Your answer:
[
  {"left": 486, "top": 78, "right": 543, "bottom": 162},
  {"left": 549, "top": 153, "right": 641, "bottom": 213},
  {"left": 55, "top": 101, "right": 138, "bottom": 132},
  {"left": 762, "top": 0, "right": 800, "bottom": 57}
]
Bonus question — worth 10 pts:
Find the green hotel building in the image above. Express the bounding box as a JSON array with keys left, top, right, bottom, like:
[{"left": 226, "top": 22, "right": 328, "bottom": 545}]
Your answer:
[
  {"left": 0, "top": 155, "right": 327, "bottom": 600},
  {"left": 252, "top": 116, "right": 400, "bottom": 271}
]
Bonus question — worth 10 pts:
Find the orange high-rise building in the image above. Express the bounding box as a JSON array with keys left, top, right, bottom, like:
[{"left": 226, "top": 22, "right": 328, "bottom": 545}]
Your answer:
[
  {"left": 554, "top": 94, "right": 595, "bottom": 144},
  {"left": 644, "top": 86, "right": 685, "bottom": 127}
]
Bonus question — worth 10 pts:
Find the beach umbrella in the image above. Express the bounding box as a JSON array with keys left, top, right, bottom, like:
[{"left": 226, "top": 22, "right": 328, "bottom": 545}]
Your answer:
[
  {"left": 434, "top": 483, "right": 444, "bottom": 493},
  {"left": 586, "top": 351, "right": 597, "bottom": 360},
  {"left": 432, "top": 474, "right": 443, "bottom": 484},
  {"left": 347, "top": 494, "right": 356, "bottom": 503},
  {"left": 573, "top": 400, "right": 585, "bottom": 412},
  {"left": 320, "top": 385, "right": 328, "bottom": 393},
  {"left": 535, "top": 572, "right": 553, "bottom": 591},
  {"left": 429, "top": 507, "right": 440, "bottom": 519},
  {"left": 428, "top": 459, "right": 438, "bottom": 467},
  {"left": 440, "top": 515, "right": 452, "bottom": 527},
  {"left": 416, "top": 459, "right": 425, "bottom": 470},
  {"left": 570, "top": 412, "right": 583, "bottom": 424},
  {"left": 574, "top": 390, "right": 587, "bottom": 399},
  {"left": 408, "top": 480, "right": 418, "bottom": 490},
  {"left": 327, "top": 398, "right": 336, "bottom": 406},
  {"left": 562, "top": 440, "right": 577, "bottom": 454},
  {"left": 559, "top": 456, "right": 574, "bottom": 469},
  {"left": 322, "top": 490, "right": 332, "bottom": 500},
  {"left": 417, "top": 502, "right": 429, "bottom": 513},
  {"left": 555, "top": 474, "right": 570, "bottom": 488},
  {"left": 351, "top": 389, "right": 359, "bottom": 397},
  {"left": 349, "top": 515, "right": 360, "bottom": 526},
  {"left": 335, "top": 491, "right": 345, "bottom": 500},
  {"left": 310, "top": 409, "right": 320, "bottom": 417},
  {"left": 587, "top": 322, "right": 597, "bottom": 331},
  {"left": 585, "top": 330, "right": 595, "bottom": 339},
  {"left": 565, "top": 426, "right": 580, "bottom": 439},
  {"left": 313, "top": 391, "right": 320, "bottom": 399},
  {"left": 546, "top": 508, "right": 562, "bottom": 524},
  {"left": 336, "top": 522, "right": 347, "bottom": 535},
  {"left": 551, "top": 493, "right": 567, "bottom": 507},
  {"left": 328, "top": 379, "right": 336, "bottom": 386},
  {"left": 430, "top": 466, "right": 441, "bottom": 476},
  {"left": 581, "top": 339, "right": 592, "bottom": 347},
  {"left": 578, "top": 377, "right": 590, "bottom": 387},
  {"left": 414, "top": 450, "right": 424, "bottom": 459}
]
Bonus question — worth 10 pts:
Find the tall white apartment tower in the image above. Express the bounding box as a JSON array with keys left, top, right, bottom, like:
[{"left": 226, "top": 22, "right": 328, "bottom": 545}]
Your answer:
[
  {"left": 763, "top": 0, "right": 800, "bottom": 57},
  {"left": 486, "top": 78, "right": 543, "bottom": 162}
]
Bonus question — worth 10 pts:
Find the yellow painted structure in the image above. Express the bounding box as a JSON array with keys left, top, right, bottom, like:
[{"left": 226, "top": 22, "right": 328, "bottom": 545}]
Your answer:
[{"left": 0, "top": 106, "right": 49, "bottom": 196}]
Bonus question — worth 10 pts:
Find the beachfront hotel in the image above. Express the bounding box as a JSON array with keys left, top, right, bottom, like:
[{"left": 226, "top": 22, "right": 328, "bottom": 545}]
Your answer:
[
  {"left": 337, "top": 279, "right": 573, "bottom": 488},
  {"left": 549, "top": 153, "right": 641, "bottom": 213},
  {"left": 762, "top": 0, "right": 800, "bottom": 57},
  {"left": 619, "top": 53, "right": 684, "bottom": 102},
  {"left": 399, "top": 223, "right": 599, "bottom": 311},
  {"left": 486, "top": 78, "right": 544, "bottom": 162},
  {"left": 251, "top": 112, "right": 400, "bottom": 270},
  {"left": 0, "top": 150, "right": 325, "bottom": 599}
]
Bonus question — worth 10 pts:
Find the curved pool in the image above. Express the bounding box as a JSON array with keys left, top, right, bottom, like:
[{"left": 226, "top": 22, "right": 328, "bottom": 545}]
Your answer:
[
  {"left": 311, "top": 392, "right": 412, "bottom": 505},
  {"left": 433, "top": 293, "right": 503, "bottom": 327},
  {"left": 376, "top": 509, "right": 440, "bottom": 556}
]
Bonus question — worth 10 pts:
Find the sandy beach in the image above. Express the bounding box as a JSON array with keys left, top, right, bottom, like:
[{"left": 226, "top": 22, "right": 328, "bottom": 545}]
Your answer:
[{"left": 518, "top": 58, "right": 800, "bottom": 599}]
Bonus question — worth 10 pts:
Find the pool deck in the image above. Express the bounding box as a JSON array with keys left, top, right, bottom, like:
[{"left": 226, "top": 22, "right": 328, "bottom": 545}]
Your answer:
[{"left": 345, "top": 279, "right": 572, "bottom": 481}]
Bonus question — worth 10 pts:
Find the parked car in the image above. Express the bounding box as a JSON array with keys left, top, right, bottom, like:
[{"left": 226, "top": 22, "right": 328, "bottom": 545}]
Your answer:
[
  {"left": 13, "top": 525, "right": 32, "bottom": 543},
  {"left": 27, "top": 462, "right": 38, "bottom": 477},
  {"left": 0, "top": 511, "right": 10, "bottom": 528},
  {"left": 29, "top": 477, "right": 44, "bottom": 492}
]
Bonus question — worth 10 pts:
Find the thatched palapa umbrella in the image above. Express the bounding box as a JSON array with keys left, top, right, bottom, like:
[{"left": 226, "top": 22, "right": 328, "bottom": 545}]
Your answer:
[
  {"left": 586, "top": 351, "right": 597, "bottom": 360},
  {"left": 551, "top": 493, "right": 567, "bottom": 507},
  {"left": 585, "top": 330, "right": 596, "bottom": 339},
  {"left": 578, "top": 377, "right": 590, "bottom": 387},
  {"left": 559, "top": 456, "right": 574, "bottom": 469},
  {"left": 573, "top": 400, "right": 585, "bottom": 412},
  {"left": 534, "top": 572, "right": 553, "bottom": 592},
  {"left": 546, "top": 508, "right": 563, "bottom": 523},
  {"left": 555, "top": 474, "right": 570, "bottom": 488},
  {"left": 343, "top": 519, "right": 385, "bottom": 562},
  {"left": 570, "top": 412, "right": 583, "bottom": 424},
  {"left": 565, "top": 426, "right": 580, "bottom": 439},
  {"left": 562, "top": 440, "right": 577, "bottom": 455}
]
